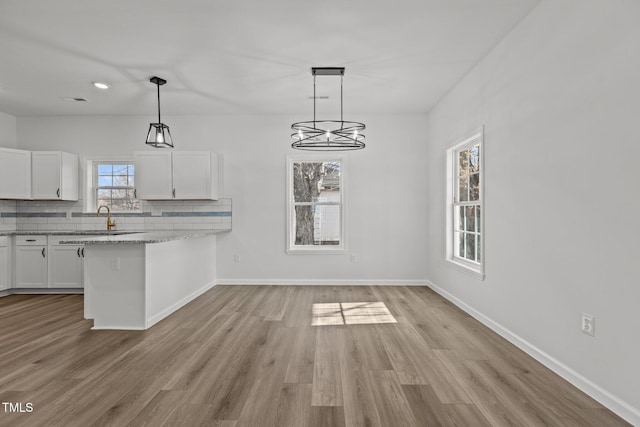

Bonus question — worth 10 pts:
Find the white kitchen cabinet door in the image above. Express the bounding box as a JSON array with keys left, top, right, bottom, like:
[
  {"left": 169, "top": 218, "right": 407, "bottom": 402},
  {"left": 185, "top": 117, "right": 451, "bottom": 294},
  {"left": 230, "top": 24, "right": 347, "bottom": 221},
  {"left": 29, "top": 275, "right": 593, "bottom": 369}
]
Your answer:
[
  {"left": 134, "top": 151, "right": 219, "bottom": 200},
  {"left": 134, "top": 151, "right": 173, "bottom": 199},
  {"left": 31, "top": 151, "right": 79, "bottom": 200},
  {"left": 50, "top": 244, "right": 83, "bottom": 288},
  {"left": 15, "top": 245, "right": 48, "bottom": 288},
  {"left": 0, "top": 237, "right": 9, "bottom": 291},
  {"left": 0, "top": 147, "right": 31, "bottom": 199},
  {"left": 172, "top": 151, "right": 218, "bottom": 200}
]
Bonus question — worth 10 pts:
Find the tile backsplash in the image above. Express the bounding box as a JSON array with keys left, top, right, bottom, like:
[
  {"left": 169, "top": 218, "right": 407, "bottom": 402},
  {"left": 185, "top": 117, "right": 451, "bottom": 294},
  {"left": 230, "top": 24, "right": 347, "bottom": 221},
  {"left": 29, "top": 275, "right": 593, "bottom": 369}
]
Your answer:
[
  {"left": 0, "top": 200, "right": 17, "bottom": 231},
  {"left": 13, "top": 198, "right": 232, "bottom": 232}
]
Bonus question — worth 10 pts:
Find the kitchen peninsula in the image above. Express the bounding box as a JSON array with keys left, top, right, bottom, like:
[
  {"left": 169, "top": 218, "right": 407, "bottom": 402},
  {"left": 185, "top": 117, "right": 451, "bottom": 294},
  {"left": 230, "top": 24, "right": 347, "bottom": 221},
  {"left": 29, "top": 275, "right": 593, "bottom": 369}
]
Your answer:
[{"left": 62, "top": 230, "right": 222, "bottom": 330}]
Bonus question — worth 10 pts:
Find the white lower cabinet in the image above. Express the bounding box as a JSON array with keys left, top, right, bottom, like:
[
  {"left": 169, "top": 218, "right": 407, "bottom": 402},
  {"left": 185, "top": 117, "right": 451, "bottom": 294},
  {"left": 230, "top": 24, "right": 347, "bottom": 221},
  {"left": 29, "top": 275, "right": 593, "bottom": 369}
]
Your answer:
[
  {"left": 50, "top": 238, "right": 84, "bottom": 288},
  {"left": 15, "top": 236, "right": 48, "bottom": 288},
  {"left": 0, "top": 237, "right": 9, "bottom": 291},
  {"left": 14, "top": 235, "right": 85, "bottom": 289}
]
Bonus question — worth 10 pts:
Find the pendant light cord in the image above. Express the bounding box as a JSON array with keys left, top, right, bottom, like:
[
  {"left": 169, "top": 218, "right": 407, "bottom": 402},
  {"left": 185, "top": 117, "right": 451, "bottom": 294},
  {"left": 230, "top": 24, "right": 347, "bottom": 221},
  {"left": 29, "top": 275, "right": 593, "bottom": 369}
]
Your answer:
[
  {"left": 156, "top": 82, "right": 161, "bottom": 124},
  {"left": 313, "top": 74, "right": 316, "bottom": 126}
]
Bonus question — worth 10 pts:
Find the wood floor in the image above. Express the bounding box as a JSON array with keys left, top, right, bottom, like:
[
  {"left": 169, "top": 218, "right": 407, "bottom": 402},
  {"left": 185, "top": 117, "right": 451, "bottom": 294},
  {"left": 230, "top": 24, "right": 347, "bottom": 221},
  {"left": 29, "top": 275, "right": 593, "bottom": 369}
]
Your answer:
[{"left": 0, "top": 286, "right": 629, "bottom": 427}]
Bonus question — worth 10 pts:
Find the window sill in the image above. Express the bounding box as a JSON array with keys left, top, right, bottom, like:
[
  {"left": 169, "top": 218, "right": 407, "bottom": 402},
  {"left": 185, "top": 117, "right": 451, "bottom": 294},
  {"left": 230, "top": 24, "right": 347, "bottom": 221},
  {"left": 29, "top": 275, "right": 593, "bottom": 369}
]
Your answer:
[
  {"left": 286, "top": 248, "right": 346, "bottom": 255},
  {"left": 445, "top": 258, "right": 485, "bottom": 281}
]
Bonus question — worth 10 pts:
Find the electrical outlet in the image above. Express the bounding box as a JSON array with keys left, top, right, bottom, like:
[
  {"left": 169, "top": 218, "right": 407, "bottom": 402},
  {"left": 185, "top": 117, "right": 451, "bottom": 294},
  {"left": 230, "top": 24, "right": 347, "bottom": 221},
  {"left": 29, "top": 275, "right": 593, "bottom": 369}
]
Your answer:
[
  {"left": 233, "top": 254, "right": 240, "bottom": 263},
  {"left": 111, "top": 258, "right": 120, "bottom": 271},
  {"left": 151, "top": 209, "right": 162, "bottom": 217},
  {"left": 581, "top": 313, "right": 595, "bottom": 337},
  {"left": 350, "top": 254, "right": 357, "bottom": 263},
  {"left": 66, "top": 211, "right": 72, "bottom": 219}
]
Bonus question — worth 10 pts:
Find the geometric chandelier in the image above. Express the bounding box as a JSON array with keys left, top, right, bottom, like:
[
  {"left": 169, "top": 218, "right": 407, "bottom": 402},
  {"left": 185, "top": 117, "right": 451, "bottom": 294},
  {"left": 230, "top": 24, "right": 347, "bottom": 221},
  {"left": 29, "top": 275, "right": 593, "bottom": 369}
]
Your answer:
[
  {"left": 146, "top": 76, "right": 174, "bottom": 148},
  {"left": 291, "top": 67, "right": 365, "bottom": 151}
]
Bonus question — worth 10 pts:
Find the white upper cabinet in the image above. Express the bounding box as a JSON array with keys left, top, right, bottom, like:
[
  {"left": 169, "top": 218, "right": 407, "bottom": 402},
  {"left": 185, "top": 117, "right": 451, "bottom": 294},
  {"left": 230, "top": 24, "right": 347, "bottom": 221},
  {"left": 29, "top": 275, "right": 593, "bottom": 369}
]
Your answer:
[
  {"left": 172, "top": 151, "right": 218, "bottom": 200},
  {"left": 133, "top": 151, "right": 173, "bottom": 199},
  {"left": 0, "top": 147, "right": 31, "bottom": 199},
  {"left": 31, "top": 151, "right": 79, "bottom": 200},
  {"left": 134, "top": 151, "right": 219, "bottom": 200}
]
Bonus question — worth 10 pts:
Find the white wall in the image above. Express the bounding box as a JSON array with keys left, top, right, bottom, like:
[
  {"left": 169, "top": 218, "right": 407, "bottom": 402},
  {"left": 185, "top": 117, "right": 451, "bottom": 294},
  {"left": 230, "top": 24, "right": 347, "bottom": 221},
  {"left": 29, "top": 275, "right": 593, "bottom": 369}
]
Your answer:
[
  {"left": 0, "top": 112, "right": 18, "bottom": 229},
  {"left": 17, "top": 113, "right": 428, "bottom": 284},
  {"left": 424, "top": 0, "right": 640, "bottom": 422},
  {"left": 0, "top": 111, "right": 17, "bottom": 148}
]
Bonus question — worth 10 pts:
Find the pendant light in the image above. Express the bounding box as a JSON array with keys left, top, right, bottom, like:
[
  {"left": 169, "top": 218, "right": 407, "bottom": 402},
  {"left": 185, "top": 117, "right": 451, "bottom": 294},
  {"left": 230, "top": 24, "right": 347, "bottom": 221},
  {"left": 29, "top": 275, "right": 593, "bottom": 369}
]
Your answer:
[
  {"left": 146, "top": 76, "right": 174, "bottom": 148},
  {"left": 291, "top": 67, "right": 365, "bottom": 151}
]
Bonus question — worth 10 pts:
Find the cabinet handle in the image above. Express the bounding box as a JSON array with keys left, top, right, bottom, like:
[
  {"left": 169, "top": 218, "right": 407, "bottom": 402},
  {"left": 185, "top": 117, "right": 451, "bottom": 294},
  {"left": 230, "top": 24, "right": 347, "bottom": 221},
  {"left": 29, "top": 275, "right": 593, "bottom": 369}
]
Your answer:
[
  {"left": 57, "top": 188, "right": 60, "bottom": 198},
  {"left": 134, "top": 189, "right": 137, "bottom": 198},
  {"left": 81, "top": 248, "right": 85, "bottom": 257},
  {"left": 42, "top": 248, "right": 46, "bottom": 258},
  {"left": 26, "top": 239, "right": 36, "bottom": 242},
  {"left": 172, "top": 189, "right": 176, "bottom": 198},
  {"left": 77, "top": 248, "right": 81, "bottom": 257}
]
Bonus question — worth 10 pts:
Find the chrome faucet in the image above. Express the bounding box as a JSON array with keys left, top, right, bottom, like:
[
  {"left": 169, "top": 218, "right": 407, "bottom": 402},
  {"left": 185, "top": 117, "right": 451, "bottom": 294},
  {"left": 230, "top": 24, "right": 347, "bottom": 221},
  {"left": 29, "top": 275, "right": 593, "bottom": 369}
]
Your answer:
[{"left": 97, "top": 205, "right": 116, "bottom": 231}]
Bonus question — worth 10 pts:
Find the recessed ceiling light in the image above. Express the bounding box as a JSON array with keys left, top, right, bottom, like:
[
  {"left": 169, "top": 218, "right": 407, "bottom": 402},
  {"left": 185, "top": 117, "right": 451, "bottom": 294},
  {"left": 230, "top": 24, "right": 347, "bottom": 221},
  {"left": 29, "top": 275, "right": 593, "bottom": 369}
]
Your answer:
[
  {"left": 60, "top": 97, "right": 87, "bottom": 102},
  {"left": 92, "top": 82, "right": 110, "bottom": 90}
]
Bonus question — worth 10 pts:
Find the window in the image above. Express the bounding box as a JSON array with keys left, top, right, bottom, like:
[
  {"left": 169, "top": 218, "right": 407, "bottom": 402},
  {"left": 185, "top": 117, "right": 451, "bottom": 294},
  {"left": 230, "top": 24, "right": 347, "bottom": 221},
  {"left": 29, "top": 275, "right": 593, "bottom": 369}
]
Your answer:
[
  {"left": 447, "top": 129, "right": 483, "bottom": 278},
  {"left": 94, "top": 162, "right": 140, "bottom": 211},
  {"left": 286, "top": 156, "right": 345, "bottom": 253}
]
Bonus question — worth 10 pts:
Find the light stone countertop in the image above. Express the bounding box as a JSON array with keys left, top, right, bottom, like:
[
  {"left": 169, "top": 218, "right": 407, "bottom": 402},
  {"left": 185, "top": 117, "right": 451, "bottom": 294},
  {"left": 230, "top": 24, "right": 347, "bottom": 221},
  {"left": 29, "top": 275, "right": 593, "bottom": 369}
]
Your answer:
[
  {"left": 0, "top": 230, "right": 143, "bottom": 236},
  {"left": 58, "top": 230, "right": 225, "bottom": 244}
]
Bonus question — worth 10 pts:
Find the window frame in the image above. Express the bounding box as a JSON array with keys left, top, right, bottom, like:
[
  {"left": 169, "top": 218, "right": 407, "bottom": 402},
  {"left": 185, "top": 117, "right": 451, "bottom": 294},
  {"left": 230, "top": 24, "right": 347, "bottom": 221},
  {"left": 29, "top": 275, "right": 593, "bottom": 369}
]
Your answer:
[
  {"left": 446, "top": 128, "right": 484, "bottom": 279},
  {"left": 286, "top": 154, "right": 346, "bottom": 254},
  {"left": 85, "top": 157, "right": 141, "bottom": 213}
]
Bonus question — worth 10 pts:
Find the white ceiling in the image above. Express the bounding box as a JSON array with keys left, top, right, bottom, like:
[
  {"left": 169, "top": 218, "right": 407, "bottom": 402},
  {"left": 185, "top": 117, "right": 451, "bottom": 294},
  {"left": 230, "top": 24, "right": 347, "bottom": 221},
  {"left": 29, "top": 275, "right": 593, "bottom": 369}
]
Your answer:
[{"left": 0, "top": 0, "right": 540, "bottom": 117}]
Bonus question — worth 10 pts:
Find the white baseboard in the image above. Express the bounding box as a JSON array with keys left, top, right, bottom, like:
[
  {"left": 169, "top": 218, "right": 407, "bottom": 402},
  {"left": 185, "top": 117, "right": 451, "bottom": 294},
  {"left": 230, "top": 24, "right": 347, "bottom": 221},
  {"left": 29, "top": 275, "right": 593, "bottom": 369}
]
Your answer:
[
  {"left": 1, "top": 288, "right": 84, "bottom": 296},
  {"left": 216, "top": 279, "right": 428, "bottom": 286},
  {"left": 145, "top": 281, "right": 217, "bottom": 329},
  {"left": 426, "top": 280, "right": 640, "bottom": 426},
  {"left": 91, "top": 325, "right": 145, "bottom": 331}
]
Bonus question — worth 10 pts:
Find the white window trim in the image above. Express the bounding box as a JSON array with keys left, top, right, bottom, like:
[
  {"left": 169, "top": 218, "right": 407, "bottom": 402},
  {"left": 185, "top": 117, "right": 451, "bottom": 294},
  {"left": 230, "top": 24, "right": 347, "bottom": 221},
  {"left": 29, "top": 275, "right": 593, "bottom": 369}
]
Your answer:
[
  {"left": 445, "top": 127, "right": 485, "bottom": 280},
  {"left": 84, "top": 156, "right": 141, "bottom": 213},
  {"left": 286, "top": 154, "right": 346, "bottom": 254}
]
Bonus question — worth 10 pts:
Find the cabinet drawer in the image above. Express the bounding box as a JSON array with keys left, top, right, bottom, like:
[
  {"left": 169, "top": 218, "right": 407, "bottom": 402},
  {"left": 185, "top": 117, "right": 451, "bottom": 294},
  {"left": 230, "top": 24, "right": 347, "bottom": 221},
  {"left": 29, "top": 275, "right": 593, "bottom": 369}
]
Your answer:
[{"left": 15, "top": 235, "right": 47, "bottom": 246}]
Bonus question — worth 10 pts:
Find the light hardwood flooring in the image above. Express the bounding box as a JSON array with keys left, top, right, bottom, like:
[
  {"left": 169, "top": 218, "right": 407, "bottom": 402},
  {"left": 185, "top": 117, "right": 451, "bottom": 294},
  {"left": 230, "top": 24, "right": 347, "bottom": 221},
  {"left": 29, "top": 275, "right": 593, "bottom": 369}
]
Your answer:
[{"left": 0, "top": 286, "right": 629, "bottom": 427}]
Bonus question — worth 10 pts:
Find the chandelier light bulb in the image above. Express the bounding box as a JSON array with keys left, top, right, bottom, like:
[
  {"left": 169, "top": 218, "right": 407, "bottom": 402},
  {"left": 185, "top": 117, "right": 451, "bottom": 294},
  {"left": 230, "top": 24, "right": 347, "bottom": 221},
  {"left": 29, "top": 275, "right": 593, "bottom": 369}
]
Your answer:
[
  {"left": 298, "top": 129, "right": 304, "bottom": 140},
  {"left": 156, "top": 129, "right": 164, "bottom": 143}
]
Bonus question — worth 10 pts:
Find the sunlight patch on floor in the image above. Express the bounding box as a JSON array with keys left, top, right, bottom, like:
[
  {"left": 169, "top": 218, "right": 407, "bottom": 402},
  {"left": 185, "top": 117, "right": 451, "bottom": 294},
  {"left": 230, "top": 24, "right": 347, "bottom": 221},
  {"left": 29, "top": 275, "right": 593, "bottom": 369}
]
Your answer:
[{"left": 312, "top": 302, "right": 397, "bottom": 326}]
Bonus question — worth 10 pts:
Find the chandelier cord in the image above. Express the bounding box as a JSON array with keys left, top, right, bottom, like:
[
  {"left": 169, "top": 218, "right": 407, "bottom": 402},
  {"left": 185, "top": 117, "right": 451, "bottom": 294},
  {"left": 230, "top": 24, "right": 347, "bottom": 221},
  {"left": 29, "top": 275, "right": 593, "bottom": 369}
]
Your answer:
[{"left": 341, "top": 75, "right": 344, "bottom": 124}]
